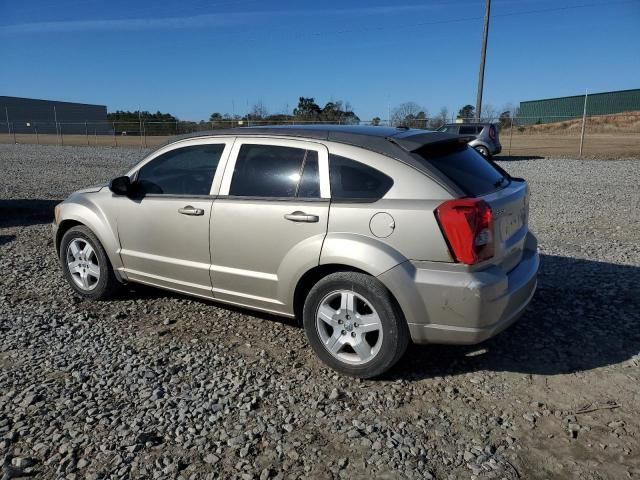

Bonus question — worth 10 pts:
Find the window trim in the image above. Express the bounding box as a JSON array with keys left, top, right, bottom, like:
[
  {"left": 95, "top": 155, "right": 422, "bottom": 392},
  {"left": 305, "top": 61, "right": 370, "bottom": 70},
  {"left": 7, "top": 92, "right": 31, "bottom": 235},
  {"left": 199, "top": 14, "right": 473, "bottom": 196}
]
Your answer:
[
  {"left": 127, "top": 137, "right": 236, "bottom": 197},
  {"left": 219, "top": 137, "right": 330, "bottom": 199}
]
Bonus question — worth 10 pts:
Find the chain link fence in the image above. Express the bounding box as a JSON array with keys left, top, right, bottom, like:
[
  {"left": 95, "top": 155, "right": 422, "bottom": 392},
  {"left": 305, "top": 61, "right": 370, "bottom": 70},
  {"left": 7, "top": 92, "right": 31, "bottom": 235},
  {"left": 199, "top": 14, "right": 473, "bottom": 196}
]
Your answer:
[{"left": 1, "top": 113, "right": 638, "bottom": 159}]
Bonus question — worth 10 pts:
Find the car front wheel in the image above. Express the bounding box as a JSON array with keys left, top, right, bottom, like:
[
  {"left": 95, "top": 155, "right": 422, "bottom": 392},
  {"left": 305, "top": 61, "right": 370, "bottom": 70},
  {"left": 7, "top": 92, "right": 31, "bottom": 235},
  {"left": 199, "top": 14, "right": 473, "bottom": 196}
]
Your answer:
[
  {"left": 60, "top": 225, "right": 121, "bottom": 300},
  {"left": 303, "top": 272, "right": 409, "bottom": 378}
]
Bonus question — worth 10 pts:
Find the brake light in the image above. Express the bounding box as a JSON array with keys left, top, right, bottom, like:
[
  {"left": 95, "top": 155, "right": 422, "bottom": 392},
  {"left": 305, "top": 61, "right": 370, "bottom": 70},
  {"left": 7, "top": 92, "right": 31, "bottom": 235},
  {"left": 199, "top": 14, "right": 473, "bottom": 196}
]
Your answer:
[
  {"left": 435, "top": 198, "right": 494, "bottom": 265},
  {"left": 489, "top": 125, "right": 496, "bottom": 139}
]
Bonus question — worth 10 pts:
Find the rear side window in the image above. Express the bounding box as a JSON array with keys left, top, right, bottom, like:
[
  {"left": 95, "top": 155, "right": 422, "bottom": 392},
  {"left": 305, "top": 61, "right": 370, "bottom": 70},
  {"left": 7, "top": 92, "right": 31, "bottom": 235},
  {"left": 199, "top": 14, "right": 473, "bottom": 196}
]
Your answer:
[
  {"left": 413, "top": 144, "right": 506, "bottom": 197},
  {"left": 329, "top": 154, "right": 393, "bottom": 201},
  {"left": 459, "top": 126, "right": 479, "bottom": 135},
  {"left": 229, "top": 144, "right": 320, "bottom": 198},
  {"left": 136, "top": 144, "right": 224, "bottom": 195}
]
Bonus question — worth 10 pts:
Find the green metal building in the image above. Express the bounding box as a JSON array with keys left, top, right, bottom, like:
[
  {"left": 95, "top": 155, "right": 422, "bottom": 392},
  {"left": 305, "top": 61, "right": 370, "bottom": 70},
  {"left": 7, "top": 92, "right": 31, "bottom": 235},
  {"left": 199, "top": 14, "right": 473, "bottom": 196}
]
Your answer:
[{"left": 517, "top": 88, "right": 640, "bottom": 124}]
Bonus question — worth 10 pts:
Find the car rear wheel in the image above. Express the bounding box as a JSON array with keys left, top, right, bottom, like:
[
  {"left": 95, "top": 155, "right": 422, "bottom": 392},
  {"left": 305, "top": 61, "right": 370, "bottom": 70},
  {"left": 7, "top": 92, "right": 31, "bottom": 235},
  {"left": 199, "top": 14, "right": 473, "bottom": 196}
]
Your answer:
[
  {"left": 60, "top": 226, "right": 121, "bottom": 300},
  {"left": 303, "top": 272, "right": 408, "bottom": 378},
  {"left": 475, "top": 145, "right": 490, "bottom": 158}
]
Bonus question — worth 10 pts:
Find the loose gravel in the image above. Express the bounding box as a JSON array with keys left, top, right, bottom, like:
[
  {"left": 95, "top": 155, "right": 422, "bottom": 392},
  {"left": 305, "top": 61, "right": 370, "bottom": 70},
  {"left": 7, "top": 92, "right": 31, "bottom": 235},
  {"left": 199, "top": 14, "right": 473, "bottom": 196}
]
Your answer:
[{"left": 1, "top": 144, "right": 639, "bottom": 480}]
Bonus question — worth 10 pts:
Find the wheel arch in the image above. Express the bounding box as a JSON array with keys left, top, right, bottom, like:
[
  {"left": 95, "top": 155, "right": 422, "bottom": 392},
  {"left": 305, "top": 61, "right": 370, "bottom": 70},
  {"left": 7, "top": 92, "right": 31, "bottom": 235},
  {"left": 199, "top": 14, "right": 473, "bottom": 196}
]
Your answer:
[
  {"left": 293, "top": 264, "right": 368, "bottom": 324},
  {"left": 55, "top": 219, "right": 83, "bottom": 254},
  {"left": 55, "top": 200, "right": 123, "bottom": 274}
]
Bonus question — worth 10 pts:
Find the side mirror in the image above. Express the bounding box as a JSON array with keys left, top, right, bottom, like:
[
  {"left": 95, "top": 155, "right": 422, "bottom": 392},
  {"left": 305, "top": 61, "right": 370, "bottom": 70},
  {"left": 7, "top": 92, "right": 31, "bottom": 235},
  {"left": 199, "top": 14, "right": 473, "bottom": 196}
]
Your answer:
[{"left": 109, "top": 176, "right": 132, "bottom": 196}]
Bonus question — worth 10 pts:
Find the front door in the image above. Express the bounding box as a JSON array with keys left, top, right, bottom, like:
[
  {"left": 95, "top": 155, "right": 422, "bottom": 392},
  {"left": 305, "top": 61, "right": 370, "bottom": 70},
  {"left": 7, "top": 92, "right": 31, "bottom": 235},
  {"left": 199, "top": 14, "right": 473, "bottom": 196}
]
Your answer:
[
  {"left": 211, "top": 138, "right": 330, "bottom": 313},
  {"left": 116, "top": 140, "right": 233, "bottom": 297}
]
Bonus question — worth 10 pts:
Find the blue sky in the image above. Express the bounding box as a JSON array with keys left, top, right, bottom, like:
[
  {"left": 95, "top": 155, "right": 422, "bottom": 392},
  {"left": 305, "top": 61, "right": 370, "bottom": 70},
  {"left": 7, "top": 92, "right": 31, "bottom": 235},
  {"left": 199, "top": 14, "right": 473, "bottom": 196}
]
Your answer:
[{"left": 1, "top": 0, "right": 639, "bottom": 121}]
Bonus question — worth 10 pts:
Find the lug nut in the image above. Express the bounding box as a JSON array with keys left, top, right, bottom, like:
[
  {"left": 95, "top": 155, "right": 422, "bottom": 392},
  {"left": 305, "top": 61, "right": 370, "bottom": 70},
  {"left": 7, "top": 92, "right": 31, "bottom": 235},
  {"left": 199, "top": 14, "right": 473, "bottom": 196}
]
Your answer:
[
  {"left": 338, "top": 319, "right": 343, "bottom": 324},
  {"left": 354, "top": 323, "right": 358, "bottom": 327},
  {"left": 346, "top": 315, "right": 350, "bottom": 319},
  {"left": 351, "top": 332, "right": 356, "bottom": 337},
  {"left": 341, "top": 330, "right": 346, "bottom": 335}
]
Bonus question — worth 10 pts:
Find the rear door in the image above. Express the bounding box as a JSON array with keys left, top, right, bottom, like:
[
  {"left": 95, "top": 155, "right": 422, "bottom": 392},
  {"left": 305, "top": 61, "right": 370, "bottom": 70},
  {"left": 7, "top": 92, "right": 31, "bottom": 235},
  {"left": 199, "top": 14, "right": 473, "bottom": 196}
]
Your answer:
[{"left": 210, "top": 138, "right": 330, "bottom": 314}]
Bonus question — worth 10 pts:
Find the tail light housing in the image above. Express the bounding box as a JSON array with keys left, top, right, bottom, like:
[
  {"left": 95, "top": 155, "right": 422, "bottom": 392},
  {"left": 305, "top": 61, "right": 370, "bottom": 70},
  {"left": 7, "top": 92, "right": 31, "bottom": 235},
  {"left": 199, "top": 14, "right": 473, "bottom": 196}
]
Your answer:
[
  {"left": 489, "top": 125, "right": 496, "bottom": 140},
  {"left": 435, "top": 198, "right": 494, "bottom": 265}
]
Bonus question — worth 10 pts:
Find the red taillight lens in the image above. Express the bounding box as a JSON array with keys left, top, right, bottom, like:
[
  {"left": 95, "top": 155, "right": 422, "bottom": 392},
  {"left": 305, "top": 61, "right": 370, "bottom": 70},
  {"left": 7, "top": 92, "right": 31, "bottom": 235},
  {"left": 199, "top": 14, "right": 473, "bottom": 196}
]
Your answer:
[
  {"left": 435, "top": 198, "right": 494, "bottom": 265},
  {"left": 489, "top": 125, "right": 496, "bottom": 139}
]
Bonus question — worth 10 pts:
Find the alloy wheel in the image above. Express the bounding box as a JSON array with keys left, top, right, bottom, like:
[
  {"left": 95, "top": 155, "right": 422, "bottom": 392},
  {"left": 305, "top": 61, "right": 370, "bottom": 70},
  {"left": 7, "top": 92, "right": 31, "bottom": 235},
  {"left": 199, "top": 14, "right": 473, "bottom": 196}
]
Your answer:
[
  {"left": 66, "top": 238, "right": 101, "bottom": 291},
  {"left": 315, "top": 290, "right": 383, "bottom": 365}
]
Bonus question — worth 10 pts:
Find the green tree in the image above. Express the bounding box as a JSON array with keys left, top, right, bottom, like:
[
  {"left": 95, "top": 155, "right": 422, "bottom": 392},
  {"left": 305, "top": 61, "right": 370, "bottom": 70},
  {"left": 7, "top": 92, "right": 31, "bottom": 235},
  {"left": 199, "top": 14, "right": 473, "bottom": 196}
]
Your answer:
[
  {"left": 457, "top": 104, "right": 475, "bottom": 120},
  {"left": 498, "top": 111, "right": 511, "bottom": 129},
  {"left": 371, "top": 117, "right": 381, "bottom": 126},
  {"left": 293, "top": 97, "right": 322, "bottom": 120}
]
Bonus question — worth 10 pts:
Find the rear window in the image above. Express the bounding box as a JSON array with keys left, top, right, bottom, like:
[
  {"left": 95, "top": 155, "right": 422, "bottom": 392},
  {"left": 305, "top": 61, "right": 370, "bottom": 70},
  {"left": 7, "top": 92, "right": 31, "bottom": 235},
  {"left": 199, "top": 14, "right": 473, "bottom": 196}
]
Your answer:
[{"left": 413, "top": 144, "right": 507, "bottom": 197}]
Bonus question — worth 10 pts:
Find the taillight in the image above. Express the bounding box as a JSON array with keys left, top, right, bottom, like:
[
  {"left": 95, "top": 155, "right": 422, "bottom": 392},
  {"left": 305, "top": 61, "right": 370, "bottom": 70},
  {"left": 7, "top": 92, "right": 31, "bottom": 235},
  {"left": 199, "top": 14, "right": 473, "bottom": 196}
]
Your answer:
[
  {"left": 489, "top": 125, "right": 496, "bottom": 139},
  {"left": 435, "top": 198, "right": 494, "bottom": 265}
]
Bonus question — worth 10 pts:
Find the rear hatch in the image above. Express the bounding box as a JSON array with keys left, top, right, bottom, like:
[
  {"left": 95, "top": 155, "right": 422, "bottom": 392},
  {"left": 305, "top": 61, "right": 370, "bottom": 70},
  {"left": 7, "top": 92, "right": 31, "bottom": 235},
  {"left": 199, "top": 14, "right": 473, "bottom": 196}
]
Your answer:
[{"left": 410, "top": 139, "right": 529, "bottom": 271}]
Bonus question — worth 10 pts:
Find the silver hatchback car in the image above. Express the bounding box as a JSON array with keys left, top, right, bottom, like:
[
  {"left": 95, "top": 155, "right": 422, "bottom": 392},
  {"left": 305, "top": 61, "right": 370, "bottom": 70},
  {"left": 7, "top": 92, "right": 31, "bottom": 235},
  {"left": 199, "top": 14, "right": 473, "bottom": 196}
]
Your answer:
[
  {"left": 437, "top": 123, "right": 502, "bottom": 158},
  {"left": 53, "top": 125, "right": 538, "bottom": 378}
]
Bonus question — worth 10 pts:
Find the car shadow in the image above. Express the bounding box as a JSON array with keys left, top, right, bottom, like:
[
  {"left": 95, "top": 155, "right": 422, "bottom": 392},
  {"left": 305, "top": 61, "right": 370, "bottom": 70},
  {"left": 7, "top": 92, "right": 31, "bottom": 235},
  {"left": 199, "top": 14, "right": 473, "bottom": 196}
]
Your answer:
[
  {"left": 114, "top": 253, "right": 640, "bottom": 380},
  {"left": 389, "top": 254, "right": 640, "bottom": 380},
  {"left": 0, "top": 235, "right": 16, "bottom": 246},
  {"left": 0, "top": 199, "right": 60, "bottom": 228},
  {"left": 119, "top": 283, "right": 299, "bottom": 329}
]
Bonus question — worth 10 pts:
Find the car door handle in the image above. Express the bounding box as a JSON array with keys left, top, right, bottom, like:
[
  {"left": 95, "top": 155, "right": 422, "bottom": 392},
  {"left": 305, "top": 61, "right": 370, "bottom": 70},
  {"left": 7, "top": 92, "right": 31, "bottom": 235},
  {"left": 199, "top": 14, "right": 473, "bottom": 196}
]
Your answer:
[
  {"left": 284, "top": 211, "right": 319, "bottom": 223},
  {"left": 178, "top": 205, "right": 205, "bottom": 216}
]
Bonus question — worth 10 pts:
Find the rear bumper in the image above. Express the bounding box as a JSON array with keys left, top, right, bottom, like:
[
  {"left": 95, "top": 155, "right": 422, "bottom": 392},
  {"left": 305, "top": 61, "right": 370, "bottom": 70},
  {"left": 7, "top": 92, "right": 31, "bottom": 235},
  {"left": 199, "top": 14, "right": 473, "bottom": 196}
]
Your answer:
[
  {"left": 379, "top": 233, "right": 539, "bottom": 345},
  {"left": 493, "top": 144, "right": 502, "bottom": 155}
]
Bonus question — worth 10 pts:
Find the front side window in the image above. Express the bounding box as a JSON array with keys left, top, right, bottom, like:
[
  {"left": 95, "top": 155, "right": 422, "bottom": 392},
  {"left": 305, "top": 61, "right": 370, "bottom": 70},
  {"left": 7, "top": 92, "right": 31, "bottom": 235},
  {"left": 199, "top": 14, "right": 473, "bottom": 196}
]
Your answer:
[
  {"left": 229, "top": 144, "right": 320, "bottom": 198},
  {"left": 136, "top": 144, "right": 224, "bottom": 195},
  {"left": 329, "top": 155, "right": 393, "bottom": 201}
]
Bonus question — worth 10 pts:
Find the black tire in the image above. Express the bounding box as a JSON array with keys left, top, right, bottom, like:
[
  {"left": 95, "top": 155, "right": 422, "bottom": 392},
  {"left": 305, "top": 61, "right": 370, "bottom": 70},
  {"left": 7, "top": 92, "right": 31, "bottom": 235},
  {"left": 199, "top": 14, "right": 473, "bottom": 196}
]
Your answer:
[
  {"left": 59, "top": 225, "right": 121, "bottom": 300},
  {"left": 475, "top": 145, "right": 491, "bottom": 158},
  {"left": 302, "top": 272, "right": 409, "bottom": 378}
]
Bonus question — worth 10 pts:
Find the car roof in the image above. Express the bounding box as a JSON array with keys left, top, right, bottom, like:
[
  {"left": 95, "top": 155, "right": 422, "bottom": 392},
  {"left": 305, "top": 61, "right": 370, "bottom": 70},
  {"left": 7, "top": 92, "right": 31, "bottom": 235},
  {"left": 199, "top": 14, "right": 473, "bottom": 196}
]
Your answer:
[{"left": 169, "top": 124, "right": 469, "bottom": 159}]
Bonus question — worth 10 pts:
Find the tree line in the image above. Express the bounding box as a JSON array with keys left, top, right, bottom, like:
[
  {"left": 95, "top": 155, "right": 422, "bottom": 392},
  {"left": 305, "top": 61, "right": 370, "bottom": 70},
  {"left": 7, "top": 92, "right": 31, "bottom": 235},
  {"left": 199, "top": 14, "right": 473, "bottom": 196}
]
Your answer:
[
  {"left": 208, "top": 97, "right": 360, "bottom": 125},
  {"left": 106, "top": 98, "right": 518, "bottom": 136}
]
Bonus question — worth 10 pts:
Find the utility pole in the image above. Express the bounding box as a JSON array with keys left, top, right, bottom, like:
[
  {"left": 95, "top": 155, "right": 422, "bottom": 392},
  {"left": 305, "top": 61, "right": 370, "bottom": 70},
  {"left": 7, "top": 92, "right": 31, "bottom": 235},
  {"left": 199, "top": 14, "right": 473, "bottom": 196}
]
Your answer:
[
  {"left": 54, "top": 105, "right": 60, "bottom": 146},
  {"left": 475, "top": 0, "right": 491, "bottom": 121},
  {"left": 579, "top": 89, "right": 588, "bottom": 157}
]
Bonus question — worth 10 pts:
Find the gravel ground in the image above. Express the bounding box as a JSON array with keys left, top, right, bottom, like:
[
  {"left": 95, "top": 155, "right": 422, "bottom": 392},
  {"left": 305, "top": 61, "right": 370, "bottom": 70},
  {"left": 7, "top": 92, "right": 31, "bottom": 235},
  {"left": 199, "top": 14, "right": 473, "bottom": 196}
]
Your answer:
[{"left": 1, "top": 144, "right": 639, "bottom": 480}]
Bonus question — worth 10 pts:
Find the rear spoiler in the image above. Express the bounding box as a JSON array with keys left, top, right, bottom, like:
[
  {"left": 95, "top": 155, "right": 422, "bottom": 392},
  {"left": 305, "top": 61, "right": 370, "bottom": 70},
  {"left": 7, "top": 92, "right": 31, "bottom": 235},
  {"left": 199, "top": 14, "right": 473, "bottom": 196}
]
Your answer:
[{"left": 386, "top": 131, "right": 475, "bottom": 152}]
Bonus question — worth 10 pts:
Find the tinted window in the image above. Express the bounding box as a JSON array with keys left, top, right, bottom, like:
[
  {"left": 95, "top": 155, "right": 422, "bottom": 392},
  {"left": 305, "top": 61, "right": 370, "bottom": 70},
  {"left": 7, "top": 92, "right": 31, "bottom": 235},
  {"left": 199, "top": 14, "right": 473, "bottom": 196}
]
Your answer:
[
  {"left": 136, "top": 144, "right": 224, "bottom": 195},
  {"left": 297, "top": 151, "right": 320, "bottom": 198},
  {"left": 413, "top": 144, "right": 507, "bottom": 197},
  {"left": 459, "top": 126, "right": 478, "bottom": 135},
  {"left": 329, "top": 155, "right": 393, "bottom": 200},
  {"left": 230, "top": 144, "right": 318, "bottom": 198}
]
